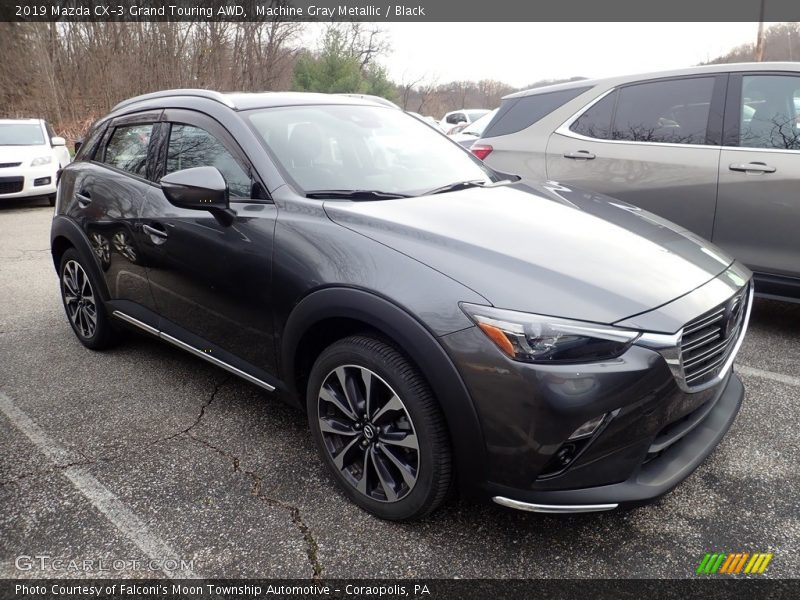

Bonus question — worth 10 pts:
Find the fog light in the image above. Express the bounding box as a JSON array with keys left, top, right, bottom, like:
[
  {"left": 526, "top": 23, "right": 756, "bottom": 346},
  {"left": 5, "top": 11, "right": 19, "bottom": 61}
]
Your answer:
[
  {"left": 568, "top": 414, "right": 607, "bottom": 440},
  {"left": 34, "top": 177, "right": 51, "bottom": 186}
]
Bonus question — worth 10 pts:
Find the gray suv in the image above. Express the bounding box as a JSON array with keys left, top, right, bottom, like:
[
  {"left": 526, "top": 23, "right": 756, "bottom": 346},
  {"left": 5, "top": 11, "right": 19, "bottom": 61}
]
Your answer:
[
  {"left": 474, "top": 62, "right": 800, "bottom": 301},
  {"left": 52, "top": 90, "right": 752, "bottom": 520}
]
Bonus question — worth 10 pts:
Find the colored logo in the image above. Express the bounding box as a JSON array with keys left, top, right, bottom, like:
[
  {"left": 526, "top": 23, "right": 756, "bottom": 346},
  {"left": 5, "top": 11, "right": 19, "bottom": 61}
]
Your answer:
[{"left": 697, "top": 552, "right": 773, "bottom": 574}]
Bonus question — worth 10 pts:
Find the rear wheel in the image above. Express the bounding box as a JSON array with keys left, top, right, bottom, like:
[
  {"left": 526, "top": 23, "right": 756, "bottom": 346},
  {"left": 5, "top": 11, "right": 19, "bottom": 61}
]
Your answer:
[
  {"left": 59, "top": 248, "right": 116, "bottom": 349},
  {"left": 307, "top": 335, "right": 452, "bottom": 520}
]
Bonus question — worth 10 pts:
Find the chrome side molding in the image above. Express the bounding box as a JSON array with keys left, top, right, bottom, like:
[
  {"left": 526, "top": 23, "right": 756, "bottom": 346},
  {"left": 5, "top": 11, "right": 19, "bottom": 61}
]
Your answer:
[
  {"left": 111, "top": 310, "right": 276, "bottom": 392},
  {"left": 492, "top": 496, "right": 618, "bottom": 514},
  {"left": 112, "top": 310, "right": 160, "bottom": 336}
]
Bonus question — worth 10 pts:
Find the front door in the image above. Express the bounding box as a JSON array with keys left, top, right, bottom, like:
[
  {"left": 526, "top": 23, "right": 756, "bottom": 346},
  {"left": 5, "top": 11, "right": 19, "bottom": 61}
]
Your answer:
[{"left": 140, "top": 110, "right": 279, "bottom": 374}]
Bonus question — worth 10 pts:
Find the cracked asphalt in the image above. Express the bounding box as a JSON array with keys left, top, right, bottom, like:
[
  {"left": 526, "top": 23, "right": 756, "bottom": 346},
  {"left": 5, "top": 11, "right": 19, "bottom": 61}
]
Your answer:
[{"left": 1, "top": 197, "right": 799, "bottom": 579}]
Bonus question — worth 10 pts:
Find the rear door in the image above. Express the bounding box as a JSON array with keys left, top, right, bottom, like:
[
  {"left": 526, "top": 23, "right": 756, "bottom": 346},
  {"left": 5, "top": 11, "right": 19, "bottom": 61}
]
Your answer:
[
  {"left": 547, "top": 75, "right": 726, "bottom": 240},
  {"left": 69, "top": 112, "right": 162, "bottom": 318},
  {"left": 714, "top": 71, "right": 800, "bottom": 285},
  {"left": 141, "top": 109, "right": 279, "bottom": 374}
]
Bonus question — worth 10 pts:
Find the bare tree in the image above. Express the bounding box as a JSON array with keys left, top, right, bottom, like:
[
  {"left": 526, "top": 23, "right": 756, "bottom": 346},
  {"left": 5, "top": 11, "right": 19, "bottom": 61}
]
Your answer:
[{"left": 0, "top": 21, "right": 306, "bottom": 142}]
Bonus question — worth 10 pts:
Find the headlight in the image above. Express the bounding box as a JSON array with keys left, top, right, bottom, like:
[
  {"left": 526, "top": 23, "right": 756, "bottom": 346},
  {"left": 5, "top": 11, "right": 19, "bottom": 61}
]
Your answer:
[
  {"left": 461, "top": 303, "right": 640, "bottom": 364},
  {"left": 30, "top": 156, "right": 52, "bottom": 166}
]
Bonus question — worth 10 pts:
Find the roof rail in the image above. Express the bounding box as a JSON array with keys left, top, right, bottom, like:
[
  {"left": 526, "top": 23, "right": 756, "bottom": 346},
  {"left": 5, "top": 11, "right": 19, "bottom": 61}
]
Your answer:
[{"left": 111, "top": 89, "right": 235, "bottom": 112}]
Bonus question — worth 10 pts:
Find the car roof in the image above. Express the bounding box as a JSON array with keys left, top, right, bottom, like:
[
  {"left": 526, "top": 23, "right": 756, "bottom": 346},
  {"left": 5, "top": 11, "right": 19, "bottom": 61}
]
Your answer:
[
  {"left": 505, "top": 62, "right": 800, "bottom": 100},
  {"left": 111, "top": 89, "right": 395, "bottom": 113}
]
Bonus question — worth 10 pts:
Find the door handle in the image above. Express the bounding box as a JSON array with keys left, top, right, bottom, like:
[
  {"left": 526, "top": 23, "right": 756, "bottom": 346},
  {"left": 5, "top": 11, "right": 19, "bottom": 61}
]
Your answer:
[
  {"left": 563, "top": 150, "right": 596, "bottom": 160},
  {"left": 142, "top": 223, "right": 168, "bottom": 240},
  {"left": 729, "top": 162, "right": 776, "bottom": 174},
  {"left": 76, "top": 191, "right": 92, "bottom": 207}
]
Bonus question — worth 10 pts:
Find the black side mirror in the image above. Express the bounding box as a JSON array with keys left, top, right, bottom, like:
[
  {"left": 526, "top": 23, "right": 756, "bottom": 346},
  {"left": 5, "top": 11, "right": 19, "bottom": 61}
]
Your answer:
[{"left": 74, "top": 139, "right": 83, "bottom": 154}]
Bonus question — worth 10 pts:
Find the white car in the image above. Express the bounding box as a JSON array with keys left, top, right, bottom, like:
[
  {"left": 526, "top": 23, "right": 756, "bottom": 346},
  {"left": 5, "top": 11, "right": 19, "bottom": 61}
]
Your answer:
[
  {"left": 0, "top": 118, "right": 70, "bottom": 206},
  {"left": 439, "top": 109, "right": 491, "bottom": 134},
  {"left": 449, "top": 108, "right": 499, "bottom": 148}
]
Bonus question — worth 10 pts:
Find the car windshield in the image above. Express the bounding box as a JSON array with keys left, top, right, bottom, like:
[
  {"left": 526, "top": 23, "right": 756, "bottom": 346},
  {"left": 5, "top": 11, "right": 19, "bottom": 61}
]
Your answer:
[
  {"left": 246, "top": 104, "right": 496, "bottom": 197},
  {"left": 0, "top": 124, "right": 45, "bottom": 146}
]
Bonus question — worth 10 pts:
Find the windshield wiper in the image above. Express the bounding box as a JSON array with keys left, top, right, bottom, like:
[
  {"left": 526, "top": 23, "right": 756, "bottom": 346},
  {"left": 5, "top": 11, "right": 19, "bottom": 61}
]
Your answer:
[
  {"left": 306, "top": 189, "right": 411, "bottom": 200},
  {"left": 420, "top": 180, "right": 486, "bottom": 196}
]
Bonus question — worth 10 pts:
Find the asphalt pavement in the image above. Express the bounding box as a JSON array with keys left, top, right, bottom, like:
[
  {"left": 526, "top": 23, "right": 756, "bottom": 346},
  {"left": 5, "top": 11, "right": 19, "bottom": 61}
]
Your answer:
[{"left": 1, "top": 198, "right": 798, "bottom": 579}]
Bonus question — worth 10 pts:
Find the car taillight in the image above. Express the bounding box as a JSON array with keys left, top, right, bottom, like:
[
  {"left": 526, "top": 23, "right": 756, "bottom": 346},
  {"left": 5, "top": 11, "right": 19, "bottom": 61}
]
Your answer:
[{"left": 470, "top": 143, "right": 493, "bottom": 160}]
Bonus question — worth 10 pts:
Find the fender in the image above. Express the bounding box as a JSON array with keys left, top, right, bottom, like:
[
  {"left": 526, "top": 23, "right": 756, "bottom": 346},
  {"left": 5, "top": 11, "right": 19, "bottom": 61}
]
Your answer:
[
  {"left": 281, "top": 286, "right": 487, "bottom": 494},
  {"left": 50, "top": 215, "right": 112, "bottom": 302}
]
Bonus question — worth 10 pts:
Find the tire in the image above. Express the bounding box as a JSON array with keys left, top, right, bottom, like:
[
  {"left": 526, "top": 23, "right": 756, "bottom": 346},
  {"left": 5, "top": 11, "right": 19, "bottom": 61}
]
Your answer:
[
  {"left": 47, "top": 194, "right": 56, "bottom": 207},
  {"left": 58, "top": 248, "right": 117, "bottom": 350},
  {"left": 307, "top": 335, "right": 452, "bottom": 520}
]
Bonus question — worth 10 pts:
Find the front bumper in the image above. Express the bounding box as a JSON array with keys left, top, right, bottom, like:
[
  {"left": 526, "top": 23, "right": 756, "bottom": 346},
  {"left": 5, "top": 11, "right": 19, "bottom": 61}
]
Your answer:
[
  {"left": 0, "top": 164, "right": 58, "bottom": 199},
  {"left": 438, "top": 265, "right": 750, "bottom": 512},
  {"left": 490, "top": 371, "right": 743, "bottom": 512}
]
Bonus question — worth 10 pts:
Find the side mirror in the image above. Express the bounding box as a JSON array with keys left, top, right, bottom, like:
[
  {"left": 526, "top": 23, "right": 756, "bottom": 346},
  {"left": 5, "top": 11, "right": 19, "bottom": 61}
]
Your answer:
[
  {"left": 160, "top": 166, "right": 233, "bottom": 225},
  {"left": 74, "top": 139, "right": 83, "bottom": 154},
  {"left": 51, "top": 136, "right": 66, "bottom": 146}
]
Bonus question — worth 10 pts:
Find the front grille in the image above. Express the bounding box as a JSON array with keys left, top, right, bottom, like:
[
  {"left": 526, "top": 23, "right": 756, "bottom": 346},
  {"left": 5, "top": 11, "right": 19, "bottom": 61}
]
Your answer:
[
  {"left": 0, "top": 176, "right": 24, "bottom": 194},
  {"left": 679, "top": 285, "right": 749, "bottom": 388},
  {"left": 0, "top": 162, "right": 21, "bottom": 169}
]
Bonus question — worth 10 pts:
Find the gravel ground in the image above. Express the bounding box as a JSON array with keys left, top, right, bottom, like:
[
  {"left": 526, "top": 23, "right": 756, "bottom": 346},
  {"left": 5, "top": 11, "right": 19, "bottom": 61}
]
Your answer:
[{"left": 1, "top": 198, "right": 798, "bottom": 579}]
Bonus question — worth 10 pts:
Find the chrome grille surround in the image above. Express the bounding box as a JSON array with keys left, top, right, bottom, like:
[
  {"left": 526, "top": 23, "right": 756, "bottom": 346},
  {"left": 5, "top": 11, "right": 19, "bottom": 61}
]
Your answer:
[{"left": 638, "top": 282, "right": 753, "bottom": 393}]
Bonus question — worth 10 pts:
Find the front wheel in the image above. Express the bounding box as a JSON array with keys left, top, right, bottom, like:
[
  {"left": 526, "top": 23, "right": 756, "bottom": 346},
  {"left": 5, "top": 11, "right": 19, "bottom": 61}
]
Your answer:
[
  {"left": 47, "top": 194, "right": 56, "bottom": 207},
  {"left": 307, "top": 335, "right": 452, "bottom": 520}
]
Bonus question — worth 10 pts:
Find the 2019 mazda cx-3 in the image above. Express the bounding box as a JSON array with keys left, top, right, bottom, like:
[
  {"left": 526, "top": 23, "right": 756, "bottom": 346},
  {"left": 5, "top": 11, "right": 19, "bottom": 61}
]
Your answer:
[{"left": 51, "top": 90, "right": 752, "bottom": 520}]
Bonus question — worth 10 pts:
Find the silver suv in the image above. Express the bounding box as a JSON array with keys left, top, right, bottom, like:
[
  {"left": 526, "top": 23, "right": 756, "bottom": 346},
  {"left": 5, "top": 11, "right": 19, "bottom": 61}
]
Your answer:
[{"left": 474, "top": 62, "right": 800, "bottom": 301}]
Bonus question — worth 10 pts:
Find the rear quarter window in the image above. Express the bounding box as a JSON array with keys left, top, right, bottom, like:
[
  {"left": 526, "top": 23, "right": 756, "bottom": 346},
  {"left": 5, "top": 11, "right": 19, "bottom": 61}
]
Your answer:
[
  {"left": 482, "top": 86, "right": 592, "bottom": 138},
  {"left": 75, "top": 121, "right": 108, "bottom": 162}
]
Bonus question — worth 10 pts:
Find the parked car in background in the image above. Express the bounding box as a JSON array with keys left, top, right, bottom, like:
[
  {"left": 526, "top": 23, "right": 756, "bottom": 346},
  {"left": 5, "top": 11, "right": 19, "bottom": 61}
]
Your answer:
[
  {"left": 0, "top": 118, "right": 71, "bottom": 206},
  {"left": 440, "top": 109, "right": 490, "bottom": 134},
  {"left": 449, "top": 108, "right": 498, "bottom": 148},
  {"left": 474, "top": 62, "right": 800, "bottom": 301},
  {"left": 52, "top": 89, "right": 751, "bottom": 520}
]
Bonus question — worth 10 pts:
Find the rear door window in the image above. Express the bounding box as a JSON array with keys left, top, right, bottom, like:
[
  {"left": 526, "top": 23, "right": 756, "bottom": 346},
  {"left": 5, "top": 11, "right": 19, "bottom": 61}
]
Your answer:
[
  {"left": 102, "top": 124, "right": 153, "bottom": 178},
  {"left": 483, "top": 86, "right": 591, "bottom": 138},
  {"left": 611, "top": 77, "right": 715, "bottom": 145}
]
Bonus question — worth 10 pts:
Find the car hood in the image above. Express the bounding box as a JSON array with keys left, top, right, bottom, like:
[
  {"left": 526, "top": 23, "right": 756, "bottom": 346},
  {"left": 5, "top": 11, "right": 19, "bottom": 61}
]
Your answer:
[
  {"left": 0, "top": 144, "right": 51, "bottom": 163},
  {"left": 323, "top": 181, "right": 734, "bottom": 326}
]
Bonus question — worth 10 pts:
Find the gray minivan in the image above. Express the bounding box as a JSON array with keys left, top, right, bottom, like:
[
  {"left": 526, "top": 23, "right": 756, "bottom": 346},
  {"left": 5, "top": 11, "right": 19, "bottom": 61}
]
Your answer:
[{"left": 474, "top": 62, "right": 800, "bottom": 301}]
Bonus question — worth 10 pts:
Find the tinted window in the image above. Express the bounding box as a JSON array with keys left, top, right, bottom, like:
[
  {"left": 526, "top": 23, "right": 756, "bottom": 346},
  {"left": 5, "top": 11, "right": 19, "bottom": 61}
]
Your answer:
[
  {"left": 739, "top": 74, "right": 800, "bottom": 150},
  {"left": 166, "top": 124, "right": 252, "bottom": 198},
  {"left": 570, "top": 91, "right": 616, "bottom": 139},
  {"left": 612, "top": 77, "right": 714, "bottom": 144},
  {"left": 76, "top": 120, "right": 108, "bottom": 162},
  {"left": 483, "top": 86, "right": 591, "bottom": 138},
  {"left": 103, "top": 124, "right": 153, "bottom": 177}
]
